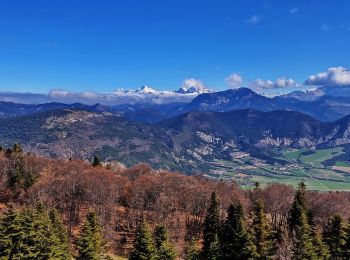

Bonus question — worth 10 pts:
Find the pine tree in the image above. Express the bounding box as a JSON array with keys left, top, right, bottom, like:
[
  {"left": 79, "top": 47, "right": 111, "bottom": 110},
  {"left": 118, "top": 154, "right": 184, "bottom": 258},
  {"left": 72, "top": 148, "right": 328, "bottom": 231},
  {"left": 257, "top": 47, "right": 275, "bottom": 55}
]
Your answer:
[
  {"left": 313, "top": 234, "right": 330, "bottom": 260},
  {"left": 184, "top": 238, "right": 200, "bottom": 260},
  {"left": 252, "top": 199, "right": 276, "bottom": 259},
  {"left": 12, "top": 143, "right": 22, "bottom": 154},
  {"left": 220, "top": 202, "right": 257, "bottom": 260},
  {"left": 307, "top": 211, "right": 330, "bottom": 260},
  {"left": 292, "top": 211, "right": 317, "bottom": 260},
  {"left": 76, "top": 211, "right": 105, "bottom": 260},
  {"left": 343, "top": 217, "right": 350, "bottom": 259},
  {"left": 129, "top": 218, "right": 156, "bottom": 260},
  {"left": 0, "top": 206, "right": 70, "bottom": 259},
  {"left": 202, "top": 191, "right": 221, "bottom": 259},
  {"left": 49, "top": 208, "right": 71, "bottom": 259},
  {"left": 7, "top": 156, "right": 25, "bottom": 189},
  {"left": 288, "top": 182, "right": 307, "bottom": 232},
  {"left": 0, "top": 206, "right": 18, "bottom": 259},
  {"left": 153, "top": 224, "right": 176, "bottom": 260},
  {"left": 92, "top": 155, "right": 101, "bottom": 167},
  {"left": 323, "top": 214, "right": 346, "bottom": 260}
]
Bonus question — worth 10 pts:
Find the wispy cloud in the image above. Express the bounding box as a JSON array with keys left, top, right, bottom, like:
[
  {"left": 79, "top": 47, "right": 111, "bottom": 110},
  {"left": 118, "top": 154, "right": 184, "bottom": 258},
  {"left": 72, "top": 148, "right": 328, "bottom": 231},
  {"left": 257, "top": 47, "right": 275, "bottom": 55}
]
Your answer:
[
  {"left": 246, "top": 15, "right": 262, "bottom": 25},
  {"left": 321, "top": 24, "right": 331, "bottom": 31},
  {"left": 290, "top": 8, "right": 299, "bottom": 15},
  {"left": 45, "top": 42, "right": 58, "bottom": 48}
]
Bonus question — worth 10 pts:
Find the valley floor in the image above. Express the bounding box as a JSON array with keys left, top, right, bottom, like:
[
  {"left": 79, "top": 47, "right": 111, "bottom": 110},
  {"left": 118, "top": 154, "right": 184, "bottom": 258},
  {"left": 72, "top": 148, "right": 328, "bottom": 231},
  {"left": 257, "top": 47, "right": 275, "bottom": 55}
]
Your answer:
[{"left": 205, "top": 147, "right": 350, "bottom": 191}]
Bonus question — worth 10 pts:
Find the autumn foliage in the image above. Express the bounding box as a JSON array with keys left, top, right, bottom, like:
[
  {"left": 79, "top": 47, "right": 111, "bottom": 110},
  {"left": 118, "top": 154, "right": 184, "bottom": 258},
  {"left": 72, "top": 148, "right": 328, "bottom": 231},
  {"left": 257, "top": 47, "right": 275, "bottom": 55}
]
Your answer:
[{"left": 1, "top": 147, "right": 350, "bottom": 258}]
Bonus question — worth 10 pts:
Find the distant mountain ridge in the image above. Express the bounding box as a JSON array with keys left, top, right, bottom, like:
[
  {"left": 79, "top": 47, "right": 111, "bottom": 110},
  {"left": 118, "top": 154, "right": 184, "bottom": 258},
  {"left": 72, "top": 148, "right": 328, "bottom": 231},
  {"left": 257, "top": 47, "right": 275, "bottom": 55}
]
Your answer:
[
  {"left": 171, "top": 87, "right": 350, "bottom": 122},
  {"left": 0, "top": 101, "right": 111, "bottom": 118},
  {"left": 2, "top": 108, "right": 350, "bottom": 172},
  {"left": 3, "top": 86, "right": 350, "bottom": 123}
]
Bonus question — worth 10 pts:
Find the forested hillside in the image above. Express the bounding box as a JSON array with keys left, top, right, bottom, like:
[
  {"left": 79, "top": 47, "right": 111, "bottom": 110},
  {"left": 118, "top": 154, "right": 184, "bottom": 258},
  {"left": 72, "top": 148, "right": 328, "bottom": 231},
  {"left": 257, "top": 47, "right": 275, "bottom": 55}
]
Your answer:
[{"left": 1, "top": 145, "right": 350, "bottom": 259}]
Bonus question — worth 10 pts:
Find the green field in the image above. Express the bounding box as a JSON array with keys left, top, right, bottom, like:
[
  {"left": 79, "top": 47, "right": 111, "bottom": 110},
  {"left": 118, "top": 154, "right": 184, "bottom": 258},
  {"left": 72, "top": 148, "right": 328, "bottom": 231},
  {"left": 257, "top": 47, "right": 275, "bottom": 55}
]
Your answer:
[
  {"left": 299, "top": 147, "right": 344, "bottom": 167},
  {"left": 207, "top": 147, "right": 350, "bottom": 191}
]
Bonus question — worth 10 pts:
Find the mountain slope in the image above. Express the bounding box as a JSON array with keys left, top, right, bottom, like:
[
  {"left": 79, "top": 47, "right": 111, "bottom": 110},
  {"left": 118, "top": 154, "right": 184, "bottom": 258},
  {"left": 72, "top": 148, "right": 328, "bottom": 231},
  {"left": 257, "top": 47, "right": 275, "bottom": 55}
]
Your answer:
[
  {"left": 2, "top": 108, "right": 350, "bottom": 173},
  {"left": 171, "top": 88, "right": 350, "bottom": 122},
  {"left": 173, "top": 88, "right": 278, "bottom": 115},
  {"left": 0, "top": 101, "right": 110, "bottom": 118}
]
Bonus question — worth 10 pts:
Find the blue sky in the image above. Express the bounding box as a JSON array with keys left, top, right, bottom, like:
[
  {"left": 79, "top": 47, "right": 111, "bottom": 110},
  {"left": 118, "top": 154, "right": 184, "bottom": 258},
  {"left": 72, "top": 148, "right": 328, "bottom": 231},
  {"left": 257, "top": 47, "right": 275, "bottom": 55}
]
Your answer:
[{"left": 0, "top": 0, "right": 350, "bottom": 93}]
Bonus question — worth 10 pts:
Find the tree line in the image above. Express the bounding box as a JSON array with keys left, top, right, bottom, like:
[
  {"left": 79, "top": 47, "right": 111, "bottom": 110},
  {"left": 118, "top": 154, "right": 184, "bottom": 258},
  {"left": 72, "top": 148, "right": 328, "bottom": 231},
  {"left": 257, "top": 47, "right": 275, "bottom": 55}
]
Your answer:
[{"left": 2, "top": 183, "right": 350, "bottom": 259}]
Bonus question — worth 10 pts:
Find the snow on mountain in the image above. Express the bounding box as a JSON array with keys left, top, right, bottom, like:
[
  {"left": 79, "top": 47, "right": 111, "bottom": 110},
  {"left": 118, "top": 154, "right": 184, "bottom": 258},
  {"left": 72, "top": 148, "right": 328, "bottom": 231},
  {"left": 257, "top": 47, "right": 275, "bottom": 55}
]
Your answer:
[
  {"left": 113, "top": 85, "right": 213, "bottom": 96},
  {"left": 281, "top": 85, "right": 350, "bottom": 101},
  {"left": 280, "top": 88, "right": 324, "bottom": 101},
  {"left": 176, "top": 86, "right": 213, "bottom": 94},
  {"left": 114, "top": 85, "right": 162, "bottom": 95},
  {"left": 0, "top": 85, "right": 213, "bottom": 106}
]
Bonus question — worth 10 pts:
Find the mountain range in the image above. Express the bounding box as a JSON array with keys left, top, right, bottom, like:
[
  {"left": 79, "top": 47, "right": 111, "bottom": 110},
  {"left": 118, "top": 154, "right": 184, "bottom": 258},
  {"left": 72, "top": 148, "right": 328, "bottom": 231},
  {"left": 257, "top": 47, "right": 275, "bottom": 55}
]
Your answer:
[
  {"left": 2, "top": 85, "right": 350, "bottom": 176},
  {"left": 1, "top": 107, "right": 350, "bottom": 173},
  {"left": 3, "top": 85, "right": 350, "bottom": 123}
]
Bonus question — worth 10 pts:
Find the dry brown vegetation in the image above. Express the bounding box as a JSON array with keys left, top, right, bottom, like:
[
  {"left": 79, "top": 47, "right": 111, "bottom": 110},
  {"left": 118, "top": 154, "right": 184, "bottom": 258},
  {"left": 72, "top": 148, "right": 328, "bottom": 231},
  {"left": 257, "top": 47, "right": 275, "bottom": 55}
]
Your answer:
[{"left": 1, "top": 149, "right": 350, "bottom": 257}]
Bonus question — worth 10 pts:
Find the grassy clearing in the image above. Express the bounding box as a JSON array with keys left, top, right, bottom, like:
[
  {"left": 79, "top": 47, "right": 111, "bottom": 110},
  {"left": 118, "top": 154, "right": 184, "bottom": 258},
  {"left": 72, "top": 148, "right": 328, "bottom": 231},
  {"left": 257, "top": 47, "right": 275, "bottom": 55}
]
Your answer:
[
  {"left": 335, "top": 161, "right": 350, "bottom": 167},
  {"left": 283, "top": 148, "right": 308, "bottom": 160},
  {"left": 299, "top": 147, "right": 344, "bottom": 167}
]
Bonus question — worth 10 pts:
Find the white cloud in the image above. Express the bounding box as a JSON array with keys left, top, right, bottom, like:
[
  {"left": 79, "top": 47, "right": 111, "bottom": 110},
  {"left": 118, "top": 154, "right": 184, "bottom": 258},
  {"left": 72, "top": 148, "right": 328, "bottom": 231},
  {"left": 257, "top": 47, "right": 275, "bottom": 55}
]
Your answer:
[
  {"left": 246, "top": 15, "right": 262, "bottom": 25},
  {"left": 290, "top": 8, "right": 299, "bottom": 15},
  {"left": 250, "top": 77, "right": 299, "bottom": 90},
  {"left": 181, "top": 78, "right": 206, "bottom": 91},
  {"left": 305, "top": 67, "right": 350, "bottom": 86},
  {"left": 225, "top": 73, "right": 243, "bottom": 88},
  {"left": 321, "top": 24, "right": 331, "bottom": 31},
  {"left": 274, "top": 77, "right": 299, "bottom": 88}
]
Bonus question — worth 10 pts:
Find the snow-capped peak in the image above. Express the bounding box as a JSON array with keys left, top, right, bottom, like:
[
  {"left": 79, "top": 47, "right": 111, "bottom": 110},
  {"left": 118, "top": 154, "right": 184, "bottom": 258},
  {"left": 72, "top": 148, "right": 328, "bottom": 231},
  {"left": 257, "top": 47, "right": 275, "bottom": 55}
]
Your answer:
[
  {"left": 136, "top": 85, "right": 159, "bottom": 94},
  {"left": 114, "top": 85, "right": 213, "bottom": 96},
  {"left": 176, "top": 86, "right": 213, "bottom": 94},
  {"left": 114, "top": 86, "right": 155, "bottom": 95},
  {"left": 175, "top": 78, "right": 213, "bottom": 94}
]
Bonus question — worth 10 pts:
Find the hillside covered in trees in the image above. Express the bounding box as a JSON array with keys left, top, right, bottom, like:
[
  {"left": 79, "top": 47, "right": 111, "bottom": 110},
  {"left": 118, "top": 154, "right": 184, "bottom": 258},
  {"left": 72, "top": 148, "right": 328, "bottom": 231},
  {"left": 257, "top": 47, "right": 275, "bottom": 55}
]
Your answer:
[{"left": 1, "top": 145, "right": 350, "bottom": 259}]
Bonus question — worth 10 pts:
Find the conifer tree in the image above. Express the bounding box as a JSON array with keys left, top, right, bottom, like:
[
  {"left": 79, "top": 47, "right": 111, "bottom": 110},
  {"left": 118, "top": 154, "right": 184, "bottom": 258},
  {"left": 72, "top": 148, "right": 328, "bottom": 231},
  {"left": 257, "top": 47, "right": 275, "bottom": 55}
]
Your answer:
[
  {"left": 323, "top": 214, "right": 346, "bottom": 260},
  {"left": 184, "top": 238, "right": 200, "bottom": 260},
  {"left": 49, "top": 208, "right": 71, "bottom": 259},
  {"left": 0, "top": 206, "right": 18, "bottom": 258},
  {"left": 220, "top": 202, "right": 257, "bottom": 260},
  {"left": 12, "top": 143, "right": 22, "bottom": 154},
  {"left": 343, "top": 217, "right": 350, "bottom": 259},
  {"left": 76, "top": 211, "right": 105, "bottom": 260},
  {"left": 288, "top": 182, "right": 307, "bottom": 232},
  {"left": 252, "top": 199, "right": 276, "bottom": 259},
  {"left": 7, "top": 156, "right": 25, "bottom": 189},
  {"left": 129, "top": 218, "right": 156, "bottom": 260},
  {"left": 92, "top": 155, "right": 101, "bottom": 167},
  {"left": 153, "top": 224, "right": 176, "bottom": 260},
  {"left": 202, "top": 191, "right": 221, "bottom": 259},
  {"left": 307, "top": 210, "right": 330, "bottom": 260},
  {"left": 0, "top": 206, "right": 70, "bottom": 259},
  {"left": 313, "top": 234, "right": 330, "bottom": 260},
  {"left": 292, "top": 211, "right": 317, "bottom": 260}
]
